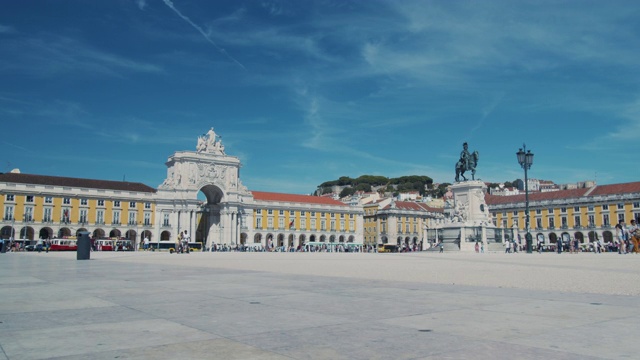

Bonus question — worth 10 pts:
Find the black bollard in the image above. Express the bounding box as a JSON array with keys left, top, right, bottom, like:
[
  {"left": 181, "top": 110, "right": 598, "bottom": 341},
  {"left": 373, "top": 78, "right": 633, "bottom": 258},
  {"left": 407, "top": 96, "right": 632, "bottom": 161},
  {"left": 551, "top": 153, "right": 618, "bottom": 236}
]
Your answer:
[{"left": 77, "top": 231, "right": 91, "bottom": 260}]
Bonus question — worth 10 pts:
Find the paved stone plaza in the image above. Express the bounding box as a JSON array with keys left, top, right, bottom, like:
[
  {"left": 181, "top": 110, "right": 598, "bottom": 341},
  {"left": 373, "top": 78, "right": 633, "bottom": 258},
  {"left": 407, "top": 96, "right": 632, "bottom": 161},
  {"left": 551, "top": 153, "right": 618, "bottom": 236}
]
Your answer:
[{"left": 1, "top": 251, "right": 639, "bottom": 359}]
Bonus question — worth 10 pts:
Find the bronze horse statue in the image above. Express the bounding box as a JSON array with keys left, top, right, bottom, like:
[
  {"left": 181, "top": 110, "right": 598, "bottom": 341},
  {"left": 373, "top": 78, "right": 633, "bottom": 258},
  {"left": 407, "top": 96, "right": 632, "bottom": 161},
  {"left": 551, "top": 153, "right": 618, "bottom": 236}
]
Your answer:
[{"left": 455, "top": 150, "right": 479, "bottom": 182}]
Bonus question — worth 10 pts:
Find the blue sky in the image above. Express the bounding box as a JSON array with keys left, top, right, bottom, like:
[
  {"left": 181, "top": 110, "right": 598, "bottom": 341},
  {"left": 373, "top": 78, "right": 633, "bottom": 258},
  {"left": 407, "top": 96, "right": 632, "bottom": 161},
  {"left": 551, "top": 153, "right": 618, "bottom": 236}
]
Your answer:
[{"left": 1, "top": 0, "right": 639, "bottom": 194}]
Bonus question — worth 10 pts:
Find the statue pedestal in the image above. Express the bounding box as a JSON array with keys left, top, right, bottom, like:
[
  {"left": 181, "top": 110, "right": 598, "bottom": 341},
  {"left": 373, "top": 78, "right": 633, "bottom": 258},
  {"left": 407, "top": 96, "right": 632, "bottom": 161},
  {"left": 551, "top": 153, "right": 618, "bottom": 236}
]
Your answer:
[{"left": 438, "top": 180, "right": 498, "bottom": 252}]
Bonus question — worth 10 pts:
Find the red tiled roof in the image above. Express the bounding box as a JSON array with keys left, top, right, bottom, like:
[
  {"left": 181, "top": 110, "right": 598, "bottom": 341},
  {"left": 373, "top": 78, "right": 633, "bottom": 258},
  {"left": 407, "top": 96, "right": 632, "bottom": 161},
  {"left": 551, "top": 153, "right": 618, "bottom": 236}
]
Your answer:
[
  {"left": 486, "top": 188, "right": 590, "bottom": 205},
  {"left": 0, "top": 172, "right": 156, "bottom": 193},
  {"left": 486, "top": 181, "right": 640, "bottom": 206},
  {"left": 586, "top": 182, "right": 640, "bottom": 196},
  {"left": 251, "top": 191, "right": 347, "bottom": 206}
]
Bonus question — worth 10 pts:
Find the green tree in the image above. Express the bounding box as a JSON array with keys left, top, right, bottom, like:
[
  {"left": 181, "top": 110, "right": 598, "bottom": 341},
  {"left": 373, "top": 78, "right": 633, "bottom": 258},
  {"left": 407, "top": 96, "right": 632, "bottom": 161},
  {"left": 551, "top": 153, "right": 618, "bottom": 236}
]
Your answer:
[{"left": 339, "top": 187, "right": 356, "bottom": 198}]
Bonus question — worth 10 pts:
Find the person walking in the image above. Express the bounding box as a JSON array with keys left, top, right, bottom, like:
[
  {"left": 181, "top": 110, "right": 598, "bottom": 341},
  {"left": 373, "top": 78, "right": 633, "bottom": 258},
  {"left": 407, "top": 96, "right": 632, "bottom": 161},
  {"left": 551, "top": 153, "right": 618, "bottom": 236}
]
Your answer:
[
  {"left": 615, "top": 223, "right": 625, "bottom": 254},
  {"left": 629, "top": 219, "right": 640, "bottom": 254}
]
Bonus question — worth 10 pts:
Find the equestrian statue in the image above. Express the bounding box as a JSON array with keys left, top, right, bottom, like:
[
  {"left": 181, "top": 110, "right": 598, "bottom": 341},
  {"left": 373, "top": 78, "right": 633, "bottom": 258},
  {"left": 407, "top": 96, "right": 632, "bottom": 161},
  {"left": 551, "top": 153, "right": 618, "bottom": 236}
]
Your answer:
[{"left": 455, "top": 142, "right": 479, "bottom": 182}]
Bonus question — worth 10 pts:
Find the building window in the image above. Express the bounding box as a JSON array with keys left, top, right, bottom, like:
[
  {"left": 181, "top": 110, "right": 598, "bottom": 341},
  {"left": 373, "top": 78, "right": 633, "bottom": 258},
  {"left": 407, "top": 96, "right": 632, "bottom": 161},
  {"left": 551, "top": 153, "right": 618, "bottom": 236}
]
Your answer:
[
  {"left": 44, "top": 196, "right": 53, "bottom": 204},
  {"left": 128, "top": 212, "right": 136, "bottom": 225},
  {"left": 548, "top": 208, "right": 554, "bottom": 214},
  {"left": 24, "top": 207, "right": 33, "bottom": 222},
  {"left": 602, "top": 204, "right": 609, "bottom": 211},
  {"left": 279, "top": 210, "right": 284, "bottom": 216},
  {"left": 331, "top": 213, "right": 335, "bottom": 218},
  {"left": 112, "top": 211, "right": 121, "bottom": 225},
  {"left": 311, "top": 219, "right": 316, "bottom": 229},
  {"left": 588, "top": 214, "right": 595, "bottom": 227},
  {"left": 268, "top": 209, "right": 273, "bottom": 215},
  {"left": 588, "top": 205, "right": 594, "bottom": 211},
  {"left": 80, "top": 198, "right": 88, "bottom": 206},
  {"left": 79, "top": 209, "right": 88, "bottom": 224},
  {"left": 278, "top": 218, "right": 284, "bottom": 229},
  {"left": 300, "top": 218, "right": 306, "bottom": 229},
  {"left": 301, "top": 211, "right": 306, "bottom": 216},
  {"left": 144, "top": 212, "right": 151, "bottom": 225},
  {"left": 405, "top": 223, "right": 410, "bottom": 233},
  {"left": 267, "top": 217, "right": 273, "bottom": 229},
  {"left": 548, "top": 218, "right": 555, "bottom": 229},
  {"left": 290, "top": 210, "right": 295, "bottom": 216},
  {"left": 163, "top": 213, "right": 170, "bottom": 226},
  {"left": 536, "top": 209, "right": 541, "bottom": 215},
  {"left": 349, "top": 214, "right": 354, "bottom": 219},
  {"left": 43, "top": 208, "right": 52, "bottom": 222},
  {"left": 256, "top": 216, "right": 262, "bottom": 228},
  {"left": 603, "top": 214, "right": 609, "bottom": 226},
  {"left": 574, "top": 216, "right": 580, "bottom": 227},
  {"left": 4, "top": 205, "right": 14, "bottom": 220},
  {"left": 618, "top": 214, "right": 625, "bottom": 223},
  {"left": 340, "top": 220, "right": 345, "bottom": 230},
  {"left": 513, "top": 211, "right": 518, "bottom": 216},
  {"left": 536, "top": 218, "right": 542, "bottom": 229},
  {"left": 129, "top": 201, "right": 136, "bottom": 208},
  {"left": 321, "top": 220, "right": 326, "bottom": 230},
  {"left": 96, "top": 210, "right": 104, "bottom": 224},
  {"left": 633, "top": 202, "right": 640, "bottom": 209},
  {"left": 98, "top": 199, "right": 105, "bottom": 207},
  {"left": 574, "top": 206, "right": 580, "bottom": 212},
  {"left": 62, "top": 208, "right": 70, "bottom": 223},
  {"left": 560, "top": 207, "right": 567, "bottom": 213},
  {"left": 330, "top": 220, "right": 336, "bottom": 231},
  {"left": 349, "top": 221, "right": 354, "bottom": 230},
  {"left": 63, "top": 197, "right": 71, "bottom": 205},
  {"left": 114, "top": 201, "right": 120, "bottom": 208},
  {"left": 25, "top": 195, "right": 34, "bottom": 203},
  {"left": 145, "top": 202, "right": 151, "bottom": 209},
  {"left": 321, "top": 212, "right": 326, "bottom": 217},
  {"left": 6, "top": 194, "right": 14, "bottom": 202},
  {"left": 311, "top": 211, "right": 316, "bottom": 217},
  {"left": 341, "top": 213, "right": 345, "bottom": 219}
]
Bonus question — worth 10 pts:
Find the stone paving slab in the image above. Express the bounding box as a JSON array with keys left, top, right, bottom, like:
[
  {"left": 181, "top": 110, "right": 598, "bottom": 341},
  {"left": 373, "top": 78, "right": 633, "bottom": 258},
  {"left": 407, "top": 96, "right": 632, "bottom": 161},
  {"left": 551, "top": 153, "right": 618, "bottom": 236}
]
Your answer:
[{"left": 0, "top": 251, "right": 638, "bottom": 359}]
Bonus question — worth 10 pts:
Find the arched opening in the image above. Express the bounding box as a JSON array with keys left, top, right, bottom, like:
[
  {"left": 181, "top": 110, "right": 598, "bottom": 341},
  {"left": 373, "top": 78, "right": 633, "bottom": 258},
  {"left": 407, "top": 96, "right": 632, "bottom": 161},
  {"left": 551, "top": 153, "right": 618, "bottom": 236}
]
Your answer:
[
  {"left": 397, "top": 236, "right": 402, "bottom": 245},
  {"left": 58, "top": 227, "right": 72, "bottom": 238},
  {"left": 125, "top": 230, "right": 137, "bottom": 241},
  {"left": 160, "top": 231, "right": 171, "bottom": 241},
  {"left": 142, "top": 230, "right": 152, "bottom": 241},
  {"left": 277, "top": 234, "right": 285, "bottom": 247},
  {"left": 574, "top": 232, "right": 584, "bottom": 243},
  {"left": 549, "top": 233, "right": 558, "bottom": 243},
  {"left": 348, "top": 235, "right": 355, "bottom": 243},
  {"left": 1, "top": 226, "right": 14, "bottom": 239},
  {"left": 329, "top": 235, "right": 336, "bottom": 243},
  {"left": 288, "top": 234, "right": 294, "bottom": 247},
  {"left": 93, "top": 228, "right": 105, "bottom": 239},
  {"left": 412, "top": 237, "right": 418, "bottom": 245},
  {"left": 319, "top": 235, "right": 326, "bottom": 242},
  {"left": 381, "top": 236, "right": 388, "bottom": 244},
  {"left": 20, "top": 226, "right": 34, "bottom": 240},
  {"left": 109, "top": 229, "right": 121, "bottom": 238},
  {"left": 536, "top": 233, "right": 545, "bottom": 244},
  {"left": 298, "top": 234, "right": 306, "bottom": 246},
  {"left": 603, "top": 231, "right": 613, "bottom": 243},
  {"left": 309, "top": 234, "right": 316, "bottom": 242},
  {"left": 39, "top": 227, "right": 53, "bottom": 239},
  {"left": 588, "top": 231, "right": 599, "bottom": 242},
  {"left": 240, "top": 233, "right": 247, "bottom": 245},
  {"left": 254, "top": 233, "right": 262, "bottom": 244},
  {"left": 339, "top": 235, "right": 344, "bottom": 243},
  {"left": 199, "top": 184, "right": 224, "bottom": 204}
]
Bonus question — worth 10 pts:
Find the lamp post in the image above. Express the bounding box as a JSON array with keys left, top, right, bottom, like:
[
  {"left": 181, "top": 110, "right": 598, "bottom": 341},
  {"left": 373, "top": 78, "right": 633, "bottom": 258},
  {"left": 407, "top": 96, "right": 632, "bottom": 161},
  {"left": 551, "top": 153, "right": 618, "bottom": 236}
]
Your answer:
[{"left": 516, "top": 144, "right": 534, "bottom": 253}]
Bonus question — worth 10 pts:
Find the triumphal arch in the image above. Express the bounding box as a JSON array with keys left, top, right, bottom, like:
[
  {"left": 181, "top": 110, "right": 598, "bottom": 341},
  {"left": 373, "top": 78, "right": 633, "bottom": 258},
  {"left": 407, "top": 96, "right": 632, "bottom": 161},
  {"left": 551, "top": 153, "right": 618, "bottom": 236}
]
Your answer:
[{"left": 155, "top": 128, "right": 254, "bottom": 249}]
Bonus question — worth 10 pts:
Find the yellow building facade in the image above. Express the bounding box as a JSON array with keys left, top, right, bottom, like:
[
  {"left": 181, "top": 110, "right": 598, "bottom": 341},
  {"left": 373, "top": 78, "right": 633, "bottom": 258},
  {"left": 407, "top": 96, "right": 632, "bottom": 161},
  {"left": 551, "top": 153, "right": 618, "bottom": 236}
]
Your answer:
[{"left": 487, "top": 182, "right": 640, "bottom": 245}]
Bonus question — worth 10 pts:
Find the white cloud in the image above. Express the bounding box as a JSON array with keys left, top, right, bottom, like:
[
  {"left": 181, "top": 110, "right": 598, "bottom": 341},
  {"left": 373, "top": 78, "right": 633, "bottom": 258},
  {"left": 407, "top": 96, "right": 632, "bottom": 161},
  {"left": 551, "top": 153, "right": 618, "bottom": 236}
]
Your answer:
[
  {"left": 0, "top": 24, "right": 16, "bottom": 33},
  {"left": 135, "top": 0, "right": 147, "bottom": 10},
  {"left": 0, "top": 35, "right": 162, "bottom": 78}
]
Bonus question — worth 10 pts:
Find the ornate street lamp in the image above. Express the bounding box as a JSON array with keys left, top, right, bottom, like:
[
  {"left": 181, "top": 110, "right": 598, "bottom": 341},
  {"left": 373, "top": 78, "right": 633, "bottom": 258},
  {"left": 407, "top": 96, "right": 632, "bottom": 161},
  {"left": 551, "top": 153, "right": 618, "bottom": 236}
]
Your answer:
[{"left": 516, "top": 144, "right": 534, "bottom": 253}]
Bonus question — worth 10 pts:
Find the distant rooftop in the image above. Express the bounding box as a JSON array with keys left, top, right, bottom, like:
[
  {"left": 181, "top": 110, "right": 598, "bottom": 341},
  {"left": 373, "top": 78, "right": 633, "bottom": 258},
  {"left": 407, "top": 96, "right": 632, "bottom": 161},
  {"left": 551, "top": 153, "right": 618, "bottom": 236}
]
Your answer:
[
  {"left": 251, "top": 191, "right": 348, "bottom": 206},
  {"left": 0, "top": 172, "right": 156, "bottom": 193}
]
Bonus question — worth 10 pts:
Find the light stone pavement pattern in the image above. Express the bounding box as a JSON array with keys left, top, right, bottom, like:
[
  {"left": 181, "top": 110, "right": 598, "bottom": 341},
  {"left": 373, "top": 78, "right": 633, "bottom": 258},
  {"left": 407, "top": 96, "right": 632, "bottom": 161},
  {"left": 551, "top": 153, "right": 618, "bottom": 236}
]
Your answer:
[{"left": 0, "top": 251, "right": 638, "bottom": 359}]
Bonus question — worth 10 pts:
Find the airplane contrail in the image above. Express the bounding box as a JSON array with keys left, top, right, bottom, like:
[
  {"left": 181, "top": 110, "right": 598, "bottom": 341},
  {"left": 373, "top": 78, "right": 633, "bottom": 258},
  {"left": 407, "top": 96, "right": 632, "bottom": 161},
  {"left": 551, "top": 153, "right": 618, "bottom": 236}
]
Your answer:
[{"left": 162, "top": 0, "right": 246, "bottom": 70}]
